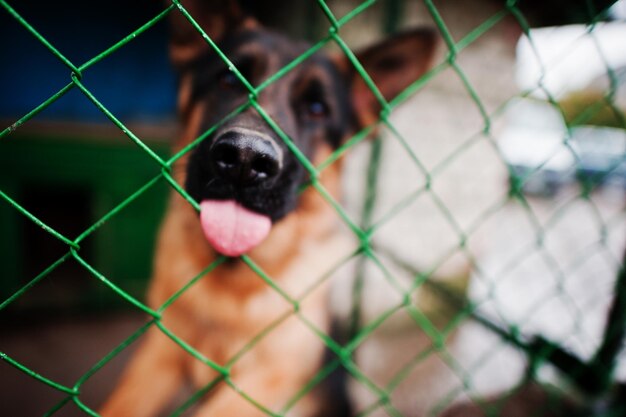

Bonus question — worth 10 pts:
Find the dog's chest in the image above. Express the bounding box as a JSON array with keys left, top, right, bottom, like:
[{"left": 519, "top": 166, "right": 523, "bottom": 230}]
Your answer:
[
  {"left": 186, "top": 288, "right": 312, "bottom": 387},
  {"left": 171, "top": 230, "right": 353, "bottom": 389}
]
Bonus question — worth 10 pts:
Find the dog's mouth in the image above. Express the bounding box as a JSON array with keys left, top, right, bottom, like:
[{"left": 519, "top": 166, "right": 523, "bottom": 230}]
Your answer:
[
  {"left": 199, "top": 199, "right": 271, "bottom": 257},
  {"left": 186, "top": 129, "right": 304, "bottom": 256}
]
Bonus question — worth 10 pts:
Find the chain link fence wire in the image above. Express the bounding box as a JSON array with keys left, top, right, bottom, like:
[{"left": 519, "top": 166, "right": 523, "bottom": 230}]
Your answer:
[{"left": 1, "top": 0, "right": 626, "bottom": 416}]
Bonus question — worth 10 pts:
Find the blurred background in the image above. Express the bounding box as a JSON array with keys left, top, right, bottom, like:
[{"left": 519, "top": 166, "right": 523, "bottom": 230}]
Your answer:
[
  {"left": 0, "top": 0, "right": 175, "bottom": 313},
  {"left": 0, "top": 1, "right": 176, "bottom": 414},
  {"left": 1, "top": 0, "right": 625, "bottom": 416}
]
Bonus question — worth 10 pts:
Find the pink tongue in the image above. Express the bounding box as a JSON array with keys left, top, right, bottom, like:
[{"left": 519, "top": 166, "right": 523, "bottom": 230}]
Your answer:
[{"left": 199, "top": 200, "right": 271, "bottom": 257}]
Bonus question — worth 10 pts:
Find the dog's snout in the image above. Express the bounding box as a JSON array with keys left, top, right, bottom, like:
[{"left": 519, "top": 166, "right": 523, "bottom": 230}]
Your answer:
[{"left": 210, "top": 132, "right": 281, "bottom": 187}]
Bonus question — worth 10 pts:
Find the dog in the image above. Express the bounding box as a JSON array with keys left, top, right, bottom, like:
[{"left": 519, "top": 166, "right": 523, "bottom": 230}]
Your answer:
[{"left": 100, "top": 1, "right": 436, "bottom": 416}]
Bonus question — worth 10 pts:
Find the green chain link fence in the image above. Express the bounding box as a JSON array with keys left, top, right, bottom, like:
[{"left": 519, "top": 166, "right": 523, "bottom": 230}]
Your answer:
[{"left": 1, "top": 0, "right": 625, "bottom": 416}]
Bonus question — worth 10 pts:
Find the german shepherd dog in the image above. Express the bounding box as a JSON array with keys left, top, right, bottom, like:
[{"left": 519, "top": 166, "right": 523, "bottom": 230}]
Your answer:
[{"left": 100, "top": 1, "right": 436, "bottom": 416}]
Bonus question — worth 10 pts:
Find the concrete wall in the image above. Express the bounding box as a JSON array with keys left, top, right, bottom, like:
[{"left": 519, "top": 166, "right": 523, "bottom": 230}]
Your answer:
[{"left": 323, "top": 1, "right": 522, "bottom": 415}]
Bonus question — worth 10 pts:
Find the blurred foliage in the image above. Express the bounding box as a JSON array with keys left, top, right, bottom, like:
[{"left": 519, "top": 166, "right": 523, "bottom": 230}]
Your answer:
[
  {"left": 559, "top": 91, "right": 626, "bottom": 128},
  {"left": 238, "top": 0, "right": 623, "bottom": 36},
  {"left": 505, "top": 0, "right": 621, "bottom": 26}
]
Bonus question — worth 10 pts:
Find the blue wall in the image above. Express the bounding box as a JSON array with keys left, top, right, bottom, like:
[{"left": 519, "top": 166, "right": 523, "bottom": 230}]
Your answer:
[{"left": 0, "top": 0, "right": 177, "bottom": 123}]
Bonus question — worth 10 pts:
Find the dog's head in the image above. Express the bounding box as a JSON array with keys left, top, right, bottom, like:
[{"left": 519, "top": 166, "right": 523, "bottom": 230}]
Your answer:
[{"left": 170, "top": 1, "right": 437, "bottom": 256}]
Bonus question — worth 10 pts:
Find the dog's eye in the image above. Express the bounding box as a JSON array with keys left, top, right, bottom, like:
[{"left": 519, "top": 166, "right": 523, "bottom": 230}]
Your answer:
[
  {"left": 304, "top": 100, "right": 329, "bottom": 119},
  {"left": 217, "top": 70, "right": 241, "bottom": 90}
]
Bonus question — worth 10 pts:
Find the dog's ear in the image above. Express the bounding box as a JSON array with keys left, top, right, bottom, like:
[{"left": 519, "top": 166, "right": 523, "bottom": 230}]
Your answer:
[
  {"left": 168, "top": 0, "right": 249, "bottom": 70},
  {"left": 344, "top": 28, "right": 438, "bottom": 127}
]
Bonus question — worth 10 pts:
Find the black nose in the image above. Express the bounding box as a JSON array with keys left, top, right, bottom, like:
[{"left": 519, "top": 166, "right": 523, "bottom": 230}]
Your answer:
[{"left": 209, "top": 131, "right": 281, "bottom": 187}]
